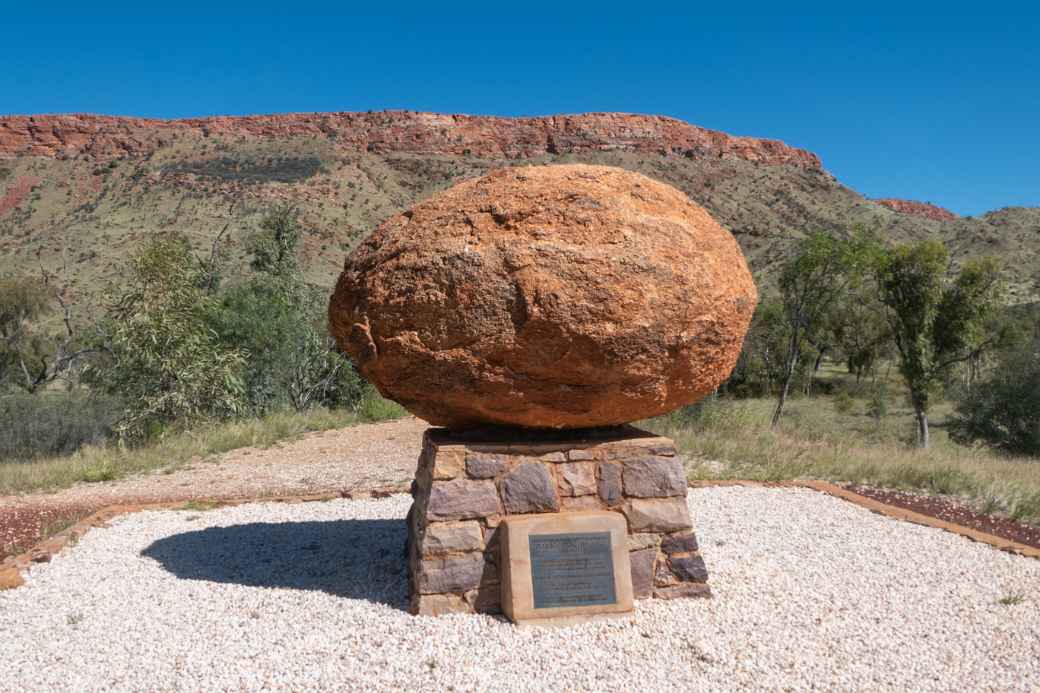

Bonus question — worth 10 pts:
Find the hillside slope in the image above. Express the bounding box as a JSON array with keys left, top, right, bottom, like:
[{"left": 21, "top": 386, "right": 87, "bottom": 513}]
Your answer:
[{"left": 1, "top": 111, "right": 1037, "bottom": 311}]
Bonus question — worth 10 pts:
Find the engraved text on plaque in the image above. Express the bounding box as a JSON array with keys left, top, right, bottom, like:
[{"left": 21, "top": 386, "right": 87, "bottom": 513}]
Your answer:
[{"left": 529, "top": 531, "right": 617, "bottom": 608}]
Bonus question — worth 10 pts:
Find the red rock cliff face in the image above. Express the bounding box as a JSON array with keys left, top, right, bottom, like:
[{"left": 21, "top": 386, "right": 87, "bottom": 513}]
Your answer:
[
  {"left": 0, "top": 111, "right": 821, "bottom": 169},
  {"left": 875, "top": 198, "right": 958, "bottom": 222}
]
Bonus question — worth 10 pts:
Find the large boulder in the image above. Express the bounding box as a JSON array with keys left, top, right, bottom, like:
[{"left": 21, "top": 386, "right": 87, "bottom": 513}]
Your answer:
[{"left": 329, "top": 164, "right": 756, "bottom": 429}]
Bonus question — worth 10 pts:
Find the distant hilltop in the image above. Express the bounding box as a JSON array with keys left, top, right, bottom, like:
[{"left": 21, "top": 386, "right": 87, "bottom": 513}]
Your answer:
[
  {"left": 874, "top": 198, "right": 958, "bottom": 221},
  {"left": 0, "top": 111, "right": 822, "bottom": 169},
  {"left": 2, "top": 109, "right": 1037, "bottom": 308}
]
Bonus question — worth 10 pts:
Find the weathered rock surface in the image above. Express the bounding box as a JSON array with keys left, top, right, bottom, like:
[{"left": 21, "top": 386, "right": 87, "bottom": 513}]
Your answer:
[
  {"left": 429, "top": 448, "right": 465, "bottom": 480},
  {"left": 624, "top": 497, "right": 694, "bottom": 533},
  {"left": 654, "top": 582, "right": 711, "bottom": 600},
  {"left": 630, "top": 547, "right": 657, "bottom": 599},
  {"left": 627, "top": 533, "right": 661, "bottom": 551},
  {"left": 622, "top": 457, "right": 687, "bottom": 498},
  {"left": 329, "top": 164, "right": 758, "bottom": 429},
  {"left": 598, "top": 462, "right": 623, "bottom": 506},
  {"left": 464, "top": 453, "right": 511, "bottom": 479},
  {"left": 415, "top": 553, "right": 486, "bottom": 594},
  {"left": 425, "top": 479, "right": 501, "bottom": 521},
  {"left": 411, "top": 592, "right": 469, "bottom": 616},
  {"left": 668, "top": 553, "right": 709, "bottom": 583},
  {"left": 420, "top": 521, "right": 484, "bottom": 556},
  {"left": 661, "top": 530, "right": 699, "bottom": 554},
  {"left": 558, "top": 462, "right": 597, "bottom": 496},
  {"left": 560, "top": 495, "right": 602, "bottom": 511},
  {"left": 0, "top": 175, "right": 41, "bottom": 215},
  {"left": 500, "top": 462, "right": 559, "bottom": 514}
]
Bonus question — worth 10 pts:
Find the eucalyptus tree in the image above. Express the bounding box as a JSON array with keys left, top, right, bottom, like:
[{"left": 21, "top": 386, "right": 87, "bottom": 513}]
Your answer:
[
  {"left": 875, "top": 241, "right": 1003, "bottom": 448},
  {"left": 89, "top": 233, "right": 247, "bottom": 440},
  {"left": 770, "top": 231, "right": 877, "bottom": 428}
]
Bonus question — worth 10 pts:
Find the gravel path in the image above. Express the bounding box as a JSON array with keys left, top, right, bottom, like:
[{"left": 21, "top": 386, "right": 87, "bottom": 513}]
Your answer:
[{"left": 3, "top": 486, "right": 1038, "bottom": 692}]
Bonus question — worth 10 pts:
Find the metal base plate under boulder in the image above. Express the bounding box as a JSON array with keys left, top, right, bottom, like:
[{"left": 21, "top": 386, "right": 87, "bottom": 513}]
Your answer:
[{"left": 406, "top": 426, "right": 711, "bottom": 618}]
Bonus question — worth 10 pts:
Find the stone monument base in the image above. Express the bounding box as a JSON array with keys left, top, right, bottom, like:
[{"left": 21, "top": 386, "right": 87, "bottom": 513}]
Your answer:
[{"left": 407, "top": 426, "right": 710, "bottom": 616}]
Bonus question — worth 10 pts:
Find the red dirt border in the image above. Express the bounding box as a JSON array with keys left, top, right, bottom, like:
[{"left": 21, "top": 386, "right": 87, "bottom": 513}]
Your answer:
[
  {"left": 802, "top": 481, "right": 1039, "bottom": 557},
  {"left": 846, "top": 484, "right": 1040, "bottom": 550},
  {"left": 3, "top": 480, "right": 1038, "bottom": 592}
]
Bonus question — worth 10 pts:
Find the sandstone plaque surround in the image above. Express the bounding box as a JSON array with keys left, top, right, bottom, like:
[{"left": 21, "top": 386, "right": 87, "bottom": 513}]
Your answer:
[
  {"left": 501, "top": 511, "right": 633, "bottom": 624},
  {"left": 407, "top": 427, "right": 711, "bottom": 617}
]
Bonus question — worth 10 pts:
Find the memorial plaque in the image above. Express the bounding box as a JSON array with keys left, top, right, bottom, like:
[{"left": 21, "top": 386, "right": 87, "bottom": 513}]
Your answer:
[
  {"left": 500, "top": 510, "right": 633, "bottom": 624},
  {"left": 529, "top": 532, "right": 616, "bottom": 608}
]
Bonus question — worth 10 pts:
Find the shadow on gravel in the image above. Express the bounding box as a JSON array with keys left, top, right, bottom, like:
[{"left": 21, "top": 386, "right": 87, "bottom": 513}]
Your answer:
[{"left": 141, "top": 519, "right": 409, "bottom": 610}]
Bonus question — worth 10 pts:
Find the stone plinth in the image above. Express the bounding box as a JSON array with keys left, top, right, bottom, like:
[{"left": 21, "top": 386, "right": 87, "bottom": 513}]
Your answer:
[{"left": 407, "top": 427, "right": 710, "bottom": 616}]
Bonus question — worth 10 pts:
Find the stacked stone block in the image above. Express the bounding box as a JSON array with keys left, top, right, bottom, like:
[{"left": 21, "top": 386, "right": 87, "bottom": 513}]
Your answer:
[{"left": 407, "top": 427, "right": 710, "bottom": 615}]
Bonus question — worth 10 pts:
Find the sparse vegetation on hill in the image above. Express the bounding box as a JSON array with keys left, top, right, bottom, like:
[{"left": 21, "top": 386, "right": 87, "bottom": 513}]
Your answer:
[{"left": 1, "top": 112, "right": 1038, "bottom": 320}]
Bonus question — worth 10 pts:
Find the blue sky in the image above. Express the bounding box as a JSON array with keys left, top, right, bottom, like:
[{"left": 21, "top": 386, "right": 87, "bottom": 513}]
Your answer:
[{"left": 3, "top": 3, "right": 1038, "bottom": 216}]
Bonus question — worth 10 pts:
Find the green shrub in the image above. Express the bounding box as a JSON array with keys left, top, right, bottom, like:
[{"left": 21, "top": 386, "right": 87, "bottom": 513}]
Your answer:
[
  {"left": 866, "top": 381, "right": 889, "bottom": 425},
  {"left": 0, "top": 275, "right": 52, "bottom": 390},
  {"left": 832, "top": 390, "right": 855, "bottom": 415},
  {"left": 949, "top": 341, "right": 1040, "bottom": 455},
  {"left": 0, "top": 392, "right": 122, "bottom": 460},
  {"left": 212, "top": 281, "right": 363, "bottom": 414}
]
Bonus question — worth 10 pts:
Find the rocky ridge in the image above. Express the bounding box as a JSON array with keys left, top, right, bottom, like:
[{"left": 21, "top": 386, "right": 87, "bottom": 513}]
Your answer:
[
  {"left": 875, "top": 198, "right": 958, "bottom": 221},
  {"left": 0, "top": 111, "right": 820, "bottom": 168}
]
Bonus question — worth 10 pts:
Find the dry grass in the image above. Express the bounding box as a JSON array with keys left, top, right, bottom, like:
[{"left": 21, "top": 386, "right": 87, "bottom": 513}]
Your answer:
[
  {"left": 645, "top": 394, "right": 1040, "bottom": 525},
  {"left": 0, "top": 395, "right": 407, "bottom": 496}
]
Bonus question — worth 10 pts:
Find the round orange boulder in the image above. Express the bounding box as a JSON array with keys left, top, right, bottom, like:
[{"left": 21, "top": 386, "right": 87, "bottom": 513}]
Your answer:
[{"left": 329, "top": 164, "right": 757, "bottom": 429}]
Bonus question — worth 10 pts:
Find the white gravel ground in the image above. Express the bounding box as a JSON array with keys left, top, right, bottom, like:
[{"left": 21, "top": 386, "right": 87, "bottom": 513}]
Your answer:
[{"left": 3, "top": 486, "right": 1038, "bottom": 692}]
